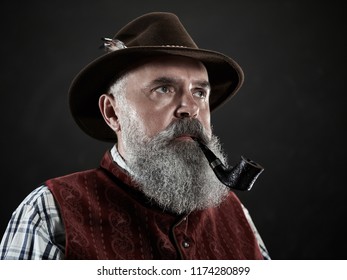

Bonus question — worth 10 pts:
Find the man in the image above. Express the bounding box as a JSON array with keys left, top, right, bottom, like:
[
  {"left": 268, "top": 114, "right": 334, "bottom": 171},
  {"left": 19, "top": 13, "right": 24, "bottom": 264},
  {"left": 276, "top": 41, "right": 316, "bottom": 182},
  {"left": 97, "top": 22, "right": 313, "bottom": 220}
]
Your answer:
[{"left": 0, "top": 12, "right": 269, "bottom": 259}]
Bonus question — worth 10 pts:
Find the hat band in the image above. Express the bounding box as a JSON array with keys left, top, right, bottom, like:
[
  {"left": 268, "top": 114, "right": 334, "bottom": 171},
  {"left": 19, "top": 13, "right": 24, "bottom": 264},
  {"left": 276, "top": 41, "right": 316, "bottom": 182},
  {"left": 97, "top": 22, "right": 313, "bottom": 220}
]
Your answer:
[{"left": 161, "top": 45, "right": 188, "bottom": 48}]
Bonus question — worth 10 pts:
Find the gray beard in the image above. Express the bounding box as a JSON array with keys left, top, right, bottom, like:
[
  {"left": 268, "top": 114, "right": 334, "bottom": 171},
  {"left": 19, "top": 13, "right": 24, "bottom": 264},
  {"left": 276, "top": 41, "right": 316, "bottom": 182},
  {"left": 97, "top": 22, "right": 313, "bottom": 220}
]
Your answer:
[{"left": 121, "top": 115, "right": 229, "bottom": 215}]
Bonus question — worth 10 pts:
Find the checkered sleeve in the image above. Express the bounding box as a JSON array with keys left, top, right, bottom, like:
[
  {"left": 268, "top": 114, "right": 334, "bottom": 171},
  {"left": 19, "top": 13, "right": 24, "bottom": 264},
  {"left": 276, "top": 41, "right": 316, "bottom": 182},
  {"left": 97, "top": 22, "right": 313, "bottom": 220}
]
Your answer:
[{"left": 0, "top": 185, "right": 65, "bottom": 259}]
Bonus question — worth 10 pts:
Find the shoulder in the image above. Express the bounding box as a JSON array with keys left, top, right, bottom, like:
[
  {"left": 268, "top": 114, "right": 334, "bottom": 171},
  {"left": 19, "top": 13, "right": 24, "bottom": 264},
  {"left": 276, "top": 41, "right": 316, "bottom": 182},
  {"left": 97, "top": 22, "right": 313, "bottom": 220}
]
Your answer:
[
  {"left": 46, "top": 168, "right": 104, "bottom": 187},
  {"left": 0, "top": 185, "right": 65, "bottom": 259},
  {"left": 221, "top": 191, "right": 244, "bottom": 212},
  {"left": 20, "top": 185, "right": 54, "bottom": 206},
  {"left": 12, "top": 185, "right": 61, "bottom": 229}
]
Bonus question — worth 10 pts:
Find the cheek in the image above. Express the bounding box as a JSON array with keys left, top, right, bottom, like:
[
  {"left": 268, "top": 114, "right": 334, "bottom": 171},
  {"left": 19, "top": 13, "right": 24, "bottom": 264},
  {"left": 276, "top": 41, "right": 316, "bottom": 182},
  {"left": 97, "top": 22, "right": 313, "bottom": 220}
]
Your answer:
[
  {"left": 138, "top": 111, "right": 172, "bottom": 138},
  {"left": 203, "top": 120, "right": 212, "bottom": 138},
  {"left": 200, "top": 110, "right": 212, "bottom": 135}
]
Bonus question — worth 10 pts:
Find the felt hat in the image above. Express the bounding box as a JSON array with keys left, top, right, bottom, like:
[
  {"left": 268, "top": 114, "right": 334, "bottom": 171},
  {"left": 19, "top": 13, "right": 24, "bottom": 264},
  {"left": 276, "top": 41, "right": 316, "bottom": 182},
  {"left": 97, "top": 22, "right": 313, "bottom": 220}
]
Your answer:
[{"left": 69, "top": 12, "right": 244, "bottom": 141}]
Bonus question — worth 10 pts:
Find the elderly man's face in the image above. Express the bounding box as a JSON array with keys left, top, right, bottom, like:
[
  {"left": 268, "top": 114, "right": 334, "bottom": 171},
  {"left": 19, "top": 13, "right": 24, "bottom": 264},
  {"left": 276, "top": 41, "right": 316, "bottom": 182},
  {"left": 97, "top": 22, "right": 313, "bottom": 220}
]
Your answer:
[
  {"left": 99, "top": 55, "right": 229, "bottom": 213},
  {"left": 109, "top": 56, "right": 229, "bottom": 213},
  {"left": 119, "top": 56, "right": 211, "bottom": 146}
]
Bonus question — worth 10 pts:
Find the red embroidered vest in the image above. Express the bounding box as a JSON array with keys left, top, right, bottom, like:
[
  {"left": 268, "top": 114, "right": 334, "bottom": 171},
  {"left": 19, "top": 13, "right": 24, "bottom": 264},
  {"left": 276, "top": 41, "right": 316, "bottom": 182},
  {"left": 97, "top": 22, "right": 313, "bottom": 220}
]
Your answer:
[{"left": 47, "top": 151, "right": 263, "bottom": 259}]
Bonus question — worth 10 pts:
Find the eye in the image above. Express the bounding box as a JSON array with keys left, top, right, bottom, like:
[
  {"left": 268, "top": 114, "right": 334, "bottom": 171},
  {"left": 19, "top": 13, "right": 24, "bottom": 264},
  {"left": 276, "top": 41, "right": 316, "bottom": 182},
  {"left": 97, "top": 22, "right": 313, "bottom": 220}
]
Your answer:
[
  {"left": 193, "top": 90, "right": 207, "bottom": 99},
  {"left": 154, "top": 86, "right": 174, "bottom": 94}
]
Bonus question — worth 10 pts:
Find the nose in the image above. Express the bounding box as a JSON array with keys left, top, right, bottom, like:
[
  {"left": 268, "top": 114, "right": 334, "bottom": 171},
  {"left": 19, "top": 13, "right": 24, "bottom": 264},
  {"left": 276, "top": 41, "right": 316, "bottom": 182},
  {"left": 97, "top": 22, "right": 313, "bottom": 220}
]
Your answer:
[{"left": 175, "top": 92, "right": 199, "bottom": 119}]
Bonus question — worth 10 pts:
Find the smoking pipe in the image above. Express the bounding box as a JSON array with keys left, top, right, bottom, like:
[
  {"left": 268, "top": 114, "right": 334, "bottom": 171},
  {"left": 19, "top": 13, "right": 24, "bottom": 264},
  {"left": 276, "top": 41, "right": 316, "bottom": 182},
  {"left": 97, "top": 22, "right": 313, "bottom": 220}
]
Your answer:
[{"left": 195, "top": 139, "right": 264, "bottom": 191}]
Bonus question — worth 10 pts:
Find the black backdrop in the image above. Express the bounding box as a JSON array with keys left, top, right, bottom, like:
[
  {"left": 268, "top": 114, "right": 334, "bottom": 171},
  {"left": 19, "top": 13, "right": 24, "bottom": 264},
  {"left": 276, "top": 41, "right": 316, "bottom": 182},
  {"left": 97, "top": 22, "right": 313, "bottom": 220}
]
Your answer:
[{"left": 1, "top": 0, "right": 346, "bottom": 259}]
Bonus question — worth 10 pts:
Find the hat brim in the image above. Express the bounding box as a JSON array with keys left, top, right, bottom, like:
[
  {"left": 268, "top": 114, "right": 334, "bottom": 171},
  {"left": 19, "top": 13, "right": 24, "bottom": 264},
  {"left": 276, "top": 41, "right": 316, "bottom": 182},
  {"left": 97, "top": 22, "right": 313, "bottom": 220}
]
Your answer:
[{"left": 69, "top": 46, "right": 244, "bottom": 142}]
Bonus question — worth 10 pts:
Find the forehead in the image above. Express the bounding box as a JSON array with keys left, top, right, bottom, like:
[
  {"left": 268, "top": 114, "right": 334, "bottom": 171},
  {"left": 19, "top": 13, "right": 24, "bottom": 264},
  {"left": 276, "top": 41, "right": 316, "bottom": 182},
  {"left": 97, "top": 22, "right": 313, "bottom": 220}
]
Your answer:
[{"left": 127, "top": 55, "right": 209, "bottom": 80}]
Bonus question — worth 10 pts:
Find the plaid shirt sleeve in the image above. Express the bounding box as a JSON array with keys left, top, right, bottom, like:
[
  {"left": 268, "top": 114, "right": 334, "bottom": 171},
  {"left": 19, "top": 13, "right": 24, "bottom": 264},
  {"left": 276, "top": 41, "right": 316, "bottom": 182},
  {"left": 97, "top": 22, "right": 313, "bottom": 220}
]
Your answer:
[{"left": 0, "top": 185, "right": 65, "bottom": 259}]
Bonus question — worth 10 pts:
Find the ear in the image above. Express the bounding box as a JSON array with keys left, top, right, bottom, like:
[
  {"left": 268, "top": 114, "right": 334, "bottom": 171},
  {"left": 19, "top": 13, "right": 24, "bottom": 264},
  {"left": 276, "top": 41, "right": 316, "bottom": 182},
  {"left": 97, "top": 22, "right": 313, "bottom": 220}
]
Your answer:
[{"left": 99, "top": 94, "right": 121, "bottom": 132}]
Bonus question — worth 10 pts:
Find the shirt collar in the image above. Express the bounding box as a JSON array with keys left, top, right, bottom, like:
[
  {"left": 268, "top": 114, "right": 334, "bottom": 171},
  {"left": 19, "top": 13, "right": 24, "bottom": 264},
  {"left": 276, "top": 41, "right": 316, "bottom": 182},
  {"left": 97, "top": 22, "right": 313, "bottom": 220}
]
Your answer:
[{"left": 110, "top": 144, "right": 133, "bottom": 174}]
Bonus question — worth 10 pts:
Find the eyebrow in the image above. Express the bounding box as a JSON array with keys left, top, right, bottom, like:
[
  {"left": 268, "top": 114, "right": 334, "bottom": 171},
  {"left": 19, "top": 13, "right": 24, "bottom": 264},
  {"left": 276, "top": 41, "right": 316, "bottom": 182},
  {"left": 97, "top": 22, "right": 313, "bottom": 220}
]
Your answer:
[
  {"left": 146, "top": 76, "right": 211, "bottom": 90},
  {"left": 195, "top": 80, "right": 211, "bottom": 90}
]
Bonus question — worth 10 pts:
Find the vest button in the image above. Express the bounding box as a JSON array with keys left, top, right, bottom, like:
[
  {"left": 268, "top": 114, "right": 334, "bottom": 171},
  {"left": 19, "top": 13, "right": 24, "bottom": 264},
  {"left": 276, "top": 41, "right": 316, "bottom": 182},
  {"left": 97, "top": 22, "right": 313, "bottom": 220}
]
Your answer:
[{"left": 182, "top": 241, "right": 190, "bottom": 248}]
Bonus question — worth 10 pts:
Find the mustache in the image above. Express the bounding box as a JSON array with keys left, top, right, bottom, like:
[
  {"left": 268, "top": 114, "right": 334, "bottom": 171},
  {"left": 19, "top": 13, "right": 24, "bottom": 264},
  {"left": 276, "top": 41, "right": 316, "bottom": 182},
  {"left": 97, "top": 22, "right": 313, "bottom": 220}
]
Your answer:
[{"left": 151, "top": 118, "right": 210, "bottom": 145}]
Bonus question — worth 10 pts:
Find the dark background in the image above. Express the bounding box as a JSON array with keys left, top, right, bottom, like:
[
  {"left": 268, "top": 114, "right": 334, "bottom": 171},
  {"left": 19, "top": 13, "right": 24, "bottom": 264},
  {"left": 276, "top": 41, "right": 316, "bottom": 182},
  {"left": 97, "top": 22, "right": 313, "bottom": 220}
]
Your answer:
[{"left": 1, "top": 0, "right": 346, "bottom": 259}]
